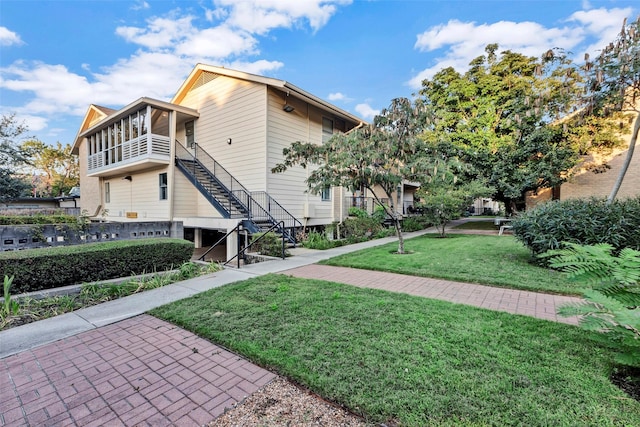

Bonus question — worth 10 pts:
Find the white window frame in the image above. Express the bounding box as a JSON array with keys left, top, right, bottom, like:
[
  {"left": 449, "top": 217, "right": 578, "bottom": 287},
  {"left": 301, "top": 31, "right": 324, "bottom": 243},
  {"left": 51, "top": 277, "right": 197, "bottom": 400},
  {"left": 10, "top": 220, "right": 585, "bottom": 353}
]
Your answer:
[{"left": 159, "top": 173, "right": 168, "bottom": 200}]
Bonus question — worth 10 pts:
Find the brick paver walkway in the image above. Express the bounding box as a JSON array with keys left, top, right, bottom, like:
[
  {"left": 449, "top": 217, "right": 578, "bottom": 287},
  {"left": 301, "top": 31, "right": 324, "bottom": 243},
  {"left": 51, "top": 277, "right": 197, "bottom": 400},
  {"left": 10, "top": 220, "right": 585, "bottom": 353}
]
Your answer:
[
  {"left": 283, "top": 265, "right": 582, "bottom": 325},
  {"left": 0, "top": 315, "right": 275, "bottom": 427},
  {"left": 1, "top": 261, "right": 584, "bottom": 426}
]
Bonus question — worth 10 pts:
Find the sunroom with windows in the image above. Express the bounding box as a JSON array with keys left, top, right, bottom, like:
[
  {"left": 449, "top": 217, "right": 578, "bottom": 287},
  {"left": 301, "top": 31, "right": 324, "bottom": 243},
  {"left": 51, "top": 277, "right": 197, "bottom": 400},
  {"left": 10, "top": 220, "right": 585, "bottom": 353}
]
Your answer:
[{"left": 79, "top": 98, "right": 199, "bottom": 177}]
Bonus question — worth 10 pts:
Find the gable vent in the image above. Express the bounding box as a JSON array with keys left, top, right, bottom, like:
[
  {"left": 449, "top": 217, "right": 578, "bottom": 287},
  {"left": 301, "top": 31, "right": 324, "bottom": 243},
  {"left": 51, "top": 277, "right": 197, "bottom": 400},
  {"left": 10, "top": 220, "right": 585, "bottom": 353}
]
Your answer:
[{"left": 192, "top": 71, "right": 220, "bottom": 90}]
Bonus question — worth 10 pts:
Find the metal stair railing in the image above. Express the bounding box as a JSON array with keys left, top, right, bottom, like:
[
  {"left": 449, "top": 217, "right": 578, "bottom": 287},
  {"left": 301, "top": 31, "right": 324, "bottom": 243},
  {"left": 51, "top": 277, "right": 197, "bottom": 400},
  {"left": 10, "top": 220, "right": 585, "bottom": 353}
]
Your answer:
[
  {"left": 225, "top": 221, "right": 286, "bottom": 268},
  {"left": 175, "top": 141, "right": 249, "bottom": 217},
  {"left": 175, "top": 140, "right": 300, "bottom": 244},
  {"left": 246, "top": 191, "right": 302, "bottom": 243},
  {"left": 197, "top": 223, "right": 240, "bottom": 261}
]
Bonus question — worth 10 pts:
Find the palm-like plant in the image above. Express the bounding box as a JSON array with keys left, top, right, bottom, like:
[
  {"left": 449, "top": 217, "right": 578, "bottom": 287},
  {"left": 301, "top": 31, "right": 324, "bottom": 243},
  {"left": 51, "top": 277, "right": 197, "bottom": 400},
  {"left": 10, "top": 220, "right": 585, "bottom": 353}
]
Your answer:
[{"left": 544, "top": 243, "right": 640, "bottom": 367}]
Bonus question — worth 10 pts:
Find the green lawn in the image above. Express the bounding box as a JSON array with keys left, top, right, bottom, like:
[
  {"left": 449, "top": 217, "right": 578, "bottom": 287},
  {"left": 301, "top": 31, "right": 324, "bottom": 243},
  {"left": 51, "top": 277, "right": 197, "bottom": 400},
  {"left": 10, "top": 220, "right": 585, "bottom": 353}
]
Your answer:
[
  {"left": 151, "top": 274, "right": 640, "bottom": 426},
  {"left": 320, "top": 233, "right": 583, "bottom": 295},
  {"left": 451, "top": 220, "right": 498, "bottom": 230}
]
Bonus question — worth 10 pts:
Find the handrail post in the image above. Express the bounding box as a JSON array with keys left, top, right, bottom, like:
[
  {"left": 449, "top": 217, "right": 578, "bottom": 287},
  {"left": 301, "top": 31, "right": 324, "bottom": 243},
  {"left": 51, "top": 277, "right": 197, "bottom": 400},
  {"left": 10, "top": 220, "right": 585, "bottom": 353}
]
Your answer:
[{"left": 281, "top": 221, "right": 285, "bottom": 259}]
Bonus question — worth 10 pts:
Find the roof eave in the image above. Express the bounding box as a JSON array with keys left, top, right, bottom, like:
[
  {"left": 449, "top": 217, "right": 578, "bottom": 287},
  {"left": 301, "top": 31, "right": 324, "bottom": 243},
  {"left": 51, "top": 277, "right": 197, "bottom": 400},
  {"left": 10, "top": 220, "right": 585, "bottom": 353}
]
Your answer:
[
  {"left": 77, "top": 97, "right": 199, "bottom": 140},
  {"left": 172, "top": 63, "right": 367, "bottom": 125}
]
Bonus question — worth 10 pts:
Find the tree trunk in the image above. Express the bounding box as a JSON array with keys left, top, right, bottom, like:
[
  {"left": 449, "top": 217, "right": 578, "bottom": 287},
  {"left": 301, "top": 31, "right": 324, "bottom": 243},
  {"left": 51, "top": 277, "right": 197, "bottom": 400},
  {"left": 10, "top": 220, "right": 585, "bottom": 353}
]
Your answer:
[
  {"left": 607, "top": 113, "right": 640, "bottom": 204},
  {"left": 369, "top": 185, "right": 405, "bottom": 254},
  {"left": 394, "top": 217, "right": 405, "bottom": 254}
]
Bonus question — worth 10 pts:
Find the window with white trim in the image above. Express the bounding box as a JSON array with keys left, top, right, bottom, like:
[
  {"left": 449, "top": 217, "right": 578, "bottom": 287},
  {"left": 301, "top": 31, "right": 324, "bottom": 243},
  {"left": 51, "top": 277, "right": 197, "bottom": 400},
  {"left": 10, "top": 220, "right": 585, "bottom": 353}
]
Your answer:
[
  {"left": 159, "top": 173, "right": 168, "bottom": 200},
  {"left": 321, "top": 186, "right": 331, "bottom": 201}
]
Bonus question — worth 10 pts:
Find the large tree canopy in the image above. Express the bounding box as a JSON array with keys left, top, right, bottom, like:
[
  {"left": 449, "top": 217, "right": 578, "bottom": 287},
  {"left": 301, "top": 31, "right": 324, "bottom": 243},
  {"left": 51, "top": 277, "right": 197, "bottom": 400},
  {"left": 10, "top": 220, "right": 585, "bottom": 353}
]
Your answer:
[
  {"left": 21, "top": 140, "right": 79, "bottom": 197},
  {"left": 418, "top": 44, "right": 623, "bottom": 213},
  {"left": 273, "top": 98, "right": 455, "bottom": 253}
]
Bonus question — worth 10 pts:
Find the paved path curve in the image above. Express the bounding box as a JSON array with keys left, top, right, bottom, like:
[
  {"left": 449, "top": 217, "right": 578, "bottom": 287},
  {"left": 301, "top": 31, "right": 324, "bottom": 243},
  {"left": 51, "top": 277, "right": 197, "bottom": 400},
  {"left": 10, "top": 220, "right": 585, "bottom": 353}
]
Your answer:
[{"left": 282, "top": 264, "right": 582, "bottom": 325}]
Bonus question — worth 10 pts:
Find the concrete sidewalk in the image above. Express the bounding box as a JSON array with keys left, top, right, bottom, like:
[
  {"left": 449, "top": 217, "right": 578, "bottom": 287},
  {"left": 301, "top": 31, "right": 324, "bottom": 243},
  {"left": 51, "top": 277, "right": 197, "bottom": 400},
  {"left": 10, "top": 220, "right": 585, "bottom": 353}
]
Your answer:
[
  {"left": 0, "top": 228, "right": 433, "bottom": 359},
  {"left": 0, "top": 225, "right": 583, "bottom": 426}
]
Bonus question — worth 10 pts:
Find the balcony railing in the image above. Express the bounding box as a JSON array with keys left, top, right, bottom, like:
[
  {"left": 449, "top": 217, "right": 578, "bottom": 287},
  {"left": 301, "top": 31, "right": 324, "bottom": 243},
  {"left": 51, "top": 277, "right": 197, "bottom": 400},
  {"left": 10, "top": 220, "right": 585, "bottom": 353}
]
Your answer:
[
  {"left": 347, "top": 196, "right": 389, "bottom": 215},
  {"left": 87, "top": 134, "right": 170, "bottom": 173}
]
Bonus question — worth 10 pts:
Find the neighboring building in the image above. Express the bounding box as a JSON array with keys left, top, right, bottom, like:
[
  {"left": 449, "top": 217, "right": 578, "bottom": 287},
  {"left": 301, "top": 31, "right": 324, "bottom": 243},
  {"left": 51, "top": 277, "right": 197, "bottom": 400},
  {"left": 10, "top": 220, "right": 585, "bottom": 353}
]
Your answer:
[
  {"left": 557, "top": 137, "right": 640, "bottom": 200},
  {"left": 1, "top": 195, "right": 80, "bottom": 215},
  {"left": 526, "top": 115, "right": 640, "bottom": 209},
  {"left": 74, "top": 64, "right": 419, "bottom": 259},
  {"left": 469, "top": 198, "right": 501, "bottom": 216}
]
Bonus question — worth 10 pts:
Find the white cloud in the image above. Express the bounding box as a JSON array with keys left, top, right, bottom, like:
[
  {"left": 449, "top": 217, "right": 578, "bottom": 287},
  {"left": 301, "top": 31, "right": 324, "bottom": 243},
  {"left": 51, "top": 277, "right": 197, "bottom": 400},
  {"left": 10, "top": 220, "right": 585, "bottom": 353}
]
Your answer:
[
  {"left": 409, "top": 6, "right": 634, "bottom": 89},
  {"left": 355, "top": 103, "right": 379, "bottom": 120},
  {"left": 1, "top": 2, "right": 332, "bottom": 115},
  {"left": 213, "top": 0, "right": 352, "bottom": 34},
  {"left": 4, "top": 113, "right": 48, "bottom": 133},
  {"left": 227, "top": 59, "right": 284, "bottom": 75},
  {"left": 327, "top": 92, "right": 350, "bottom": 101},
  {"left": 0, "top": 27, "right": 23, "bottom": 46},
  {"left": 175, "top": 26, "right": 259, "bottom": 58},
  {"left": 116, "top": 16, "right": 195, "bottom": 50},
  {"left": 131, "top": 0, "right": 150, "bottom": 11},
  {"left": 568, "top": 7, "right": 633, "bottom": 56},
  {"left": 0, "top": 1, "right": 351, "bottom": 144}
]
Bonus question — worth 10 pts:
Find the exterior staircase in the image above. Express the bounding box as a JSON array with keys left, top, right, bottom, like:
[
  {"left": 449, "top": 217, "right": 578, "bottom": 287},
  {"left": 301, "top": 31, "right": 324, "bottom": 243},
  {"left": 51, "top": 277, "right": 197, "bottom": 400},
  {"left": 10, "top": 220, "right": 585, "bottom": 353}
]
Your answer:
[{"left": 174, "top": 141, "right": 301, "bottom": 244}]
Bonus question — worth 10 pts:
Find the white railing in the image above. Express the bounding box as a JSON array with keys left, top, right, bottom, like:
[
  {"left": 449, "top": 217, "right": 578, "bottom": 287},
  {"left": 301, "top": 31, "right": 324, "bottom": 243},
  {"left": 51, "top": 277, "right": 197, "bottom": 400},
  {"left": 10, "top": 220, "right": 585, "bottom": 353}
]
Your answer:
[
  {"left": 88, "top": 134, "right": 170, "bottom": 171},
  {"left": 151, "top": 135, "right": 170, "bottom": 155}
]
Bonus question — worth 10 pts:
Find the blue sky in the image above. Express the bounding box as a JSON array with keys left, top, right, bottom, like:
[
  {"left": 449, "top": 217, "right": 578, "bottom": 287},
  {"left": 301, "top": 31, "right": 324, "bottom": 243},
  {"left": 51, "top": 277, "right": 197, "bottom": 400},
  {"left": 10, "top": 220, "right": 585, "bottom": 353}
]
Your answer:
[{"left": 1, "top": 0, "right": 637, "bottom": 147}]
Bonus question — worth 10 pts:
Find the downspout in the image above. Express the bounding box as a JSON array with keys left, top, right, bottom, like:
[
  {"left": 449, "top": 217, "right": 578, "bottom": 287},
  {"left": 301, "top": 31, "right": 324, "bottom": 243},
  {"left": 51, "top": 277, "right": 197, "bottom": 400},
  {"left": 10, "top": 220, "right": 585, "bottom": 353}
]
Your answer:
[
  {"left": 345, "top": 121, "right": 366, "bottom": 134},
  {"left": 305, "top": 100, "right": 311, "bottom": 226}
]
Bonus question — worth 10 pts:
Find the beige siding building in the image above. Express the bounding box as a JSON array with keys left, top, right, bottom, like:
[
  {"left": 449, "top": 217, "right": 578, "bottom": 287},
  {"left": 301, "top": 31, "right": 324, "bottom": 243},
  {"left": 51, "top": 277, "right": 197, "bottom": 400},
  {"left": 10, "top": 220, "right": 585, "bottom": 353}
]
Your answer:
[
  {"left": 72, "top": 64, "right": 369, "bottom": 260},
  {"left": 526, "top": 114, "right": 640, "bottom": 208}
]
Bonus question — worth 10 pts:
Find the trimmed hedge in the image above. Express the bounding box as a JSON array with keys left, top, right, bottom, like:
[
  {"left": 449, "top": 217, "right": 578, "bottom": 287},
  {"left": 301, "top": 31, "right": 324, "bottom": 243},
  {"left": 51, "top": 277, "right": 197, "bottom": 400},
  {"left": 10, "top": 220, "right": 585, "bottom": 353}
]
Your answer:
[
  {"left": 512, "top": 196, "right": 640, "bottom": 259},
  {"left": 0, "top": 214, "right": 78, "bottom": 225},
  {"left": 0, "top": 238, "right": 194, "bottom": 294}
]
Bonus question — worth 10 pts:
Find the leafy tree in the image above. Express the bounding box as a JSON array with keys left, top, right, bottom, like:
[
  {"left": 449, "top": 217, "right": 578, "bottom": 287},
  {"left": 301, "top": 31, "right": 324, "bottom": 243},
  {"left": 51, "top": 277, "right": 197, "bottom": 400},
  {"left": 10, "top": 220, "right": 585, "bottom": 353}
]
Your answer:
[
  {"left": 0, "top": 114, "right": 31, "bottom": 201},
  {"left": 579, "top": 17, "right": 640, "bottom": 203},
  {"left": 273, "top": 98, "right": 452, "bottom": 254},
  {"left": 21, "top": 140, "right": 79, "bottom": 197},
  {"left": 418, "top": 180, "right": 493, "bottom": 237},
  {"left": 418, "top": 45, "right": 622, "bottom": 214}
]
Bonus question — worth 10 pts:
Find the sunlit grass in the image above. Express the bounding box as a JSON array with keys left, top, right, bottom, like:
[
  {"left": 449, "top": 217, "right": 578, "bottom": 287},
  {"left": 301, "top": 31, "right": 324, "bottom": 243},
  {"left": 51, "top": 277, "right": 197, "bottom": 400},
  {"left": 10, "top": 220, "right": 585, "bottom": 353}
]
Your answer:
[
  {"left": 151, "top": 274, "right": 639, "bottom": 426},
  {"left": 321, "top": 233, "right": 582, "bottom": 295}
]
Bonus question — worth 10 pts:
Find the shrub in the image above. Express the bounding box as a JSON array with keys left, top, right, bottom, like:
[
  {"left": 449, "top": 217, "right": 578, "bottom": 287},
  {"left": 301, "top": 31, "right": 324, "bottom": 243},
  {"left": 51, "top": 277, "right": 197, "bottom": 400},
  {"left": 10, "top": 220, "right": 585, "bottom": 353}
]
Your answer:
[
  {"left": 348, "top": 207, "right": 369, "bottom": 218},
  {"left": 302, "top": 230, "right": 344, "bottom": 250},
  {"left": 371, "top": 205, "right": 389, "bottom": 223},
  {"left": 341, "top": 216, "right": 384, "bottom": 242},
  {"left": 249, "top": 232, "right": 289, "bottom": 258},
  {"left": 512, "top": 196, "right": 640, "bottom": 258},
  {"left": 419, "top": 192, "right": 466, "bottom": 237},
  {"left": 0, "top": 238, "right": 194, "bottom": 294},
  {"left": 374, "top": 227, "right": 396, "bottom": 239},
  {"left": 0, "top": 214, "right": 78, "bottom": 225},
  {"left": 402, "top": 216, "right": 431, "bottom": 232}
]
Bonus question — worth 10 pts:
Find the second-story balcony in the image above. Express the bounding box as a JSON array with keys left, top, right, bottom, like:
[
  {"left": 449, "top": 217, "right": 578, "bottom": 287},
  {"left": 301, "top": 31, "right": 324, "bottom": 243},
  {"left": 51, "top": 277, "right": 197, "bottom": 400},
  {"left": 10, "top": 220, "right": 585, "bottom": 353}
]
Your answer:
[
  {"left": 79, "top": 98, "right": 199, "bottom": 177},
  {"left": 87, "top": 133, "right": 171, "bottom": 176}
]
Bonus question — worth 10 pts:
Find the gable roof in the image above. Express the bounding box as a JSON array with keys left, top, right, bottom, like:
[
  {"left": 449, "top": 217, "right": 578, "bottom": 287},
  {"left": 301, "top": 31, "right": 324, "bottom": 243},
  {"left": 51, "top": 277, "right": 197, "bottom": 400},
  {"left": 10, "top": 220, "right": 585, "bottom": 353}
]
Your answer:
[
  {"left": 73, "top": 64, "right": 366, "bottom": 155},
  {"left": 72, "top": 98, "right": 199, "bottom": 154},
  {"left": 71, "top": 104, "right": 116, "bottom": 154},
  {"left": 173, "top": 63, "right": 366, "bottom": 125}
]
